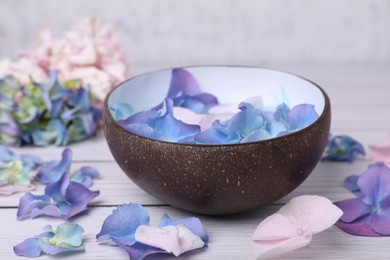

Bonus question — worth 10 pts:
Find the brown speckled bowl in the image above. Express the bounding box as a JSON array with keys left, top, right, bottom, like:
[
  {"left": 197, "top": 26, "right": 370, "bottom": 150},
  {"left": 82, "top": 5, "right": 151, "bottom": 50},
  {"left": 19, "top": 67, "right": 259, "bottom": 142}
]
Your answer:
[{"left": 104, "top": 66, "right": 331, "bottom": 215}]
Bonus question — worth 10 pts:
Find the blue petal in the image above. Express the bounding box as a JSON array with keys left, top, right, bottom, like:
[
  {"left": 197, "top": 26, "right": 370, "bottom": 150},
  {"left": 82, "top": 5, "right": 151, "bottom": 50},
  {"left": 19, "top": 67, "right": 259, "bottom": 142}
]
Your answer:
[
  {"left": 35, "top": 148, "right": 73, "bottom": 184},
  {"left": 194, "top": 120, "right": 240, "bottom": 144},
  {"left": 118, "top": 110, "right": 161, "bottom": 129},
  {"left": 63, "top": 182, "right": 99, "bottom": 219},
  {"left": 96, "top": 204, "right": 150, "bottom": 246},
  {"left": 288, "top": 104, "right": 319, "bottom": 129},
  {"left": 16, "top": 192, "right": 52, "bottom": 220},
  {"left": 228, "top": 102, "right": 265, "bottom": 138},
  {"left": 71, "top": 166, "right": 100, "bottom": 187},
  {"left": 110, "top": 103, "right": 134, "bottom": 121},
  {"left": 14, "top": 238, "right": 42, "bottom": 257},
  {"left": 118, "top": 242, "right": 166, "bottom": 260},
  {"left": 241, "top": 129, "right": 271, "bottom": 143},
  {"left": 44, "top": 172, "right": 70, "bottom": 203},
  {"left": 344, "top": 175, "right": 361, "bottom": 193},
  {"left": 159, "top": 213, "right": 209, "bottom": 243},
  {"left": 322, "top": 135, "right": 366, "bottom": 162}
]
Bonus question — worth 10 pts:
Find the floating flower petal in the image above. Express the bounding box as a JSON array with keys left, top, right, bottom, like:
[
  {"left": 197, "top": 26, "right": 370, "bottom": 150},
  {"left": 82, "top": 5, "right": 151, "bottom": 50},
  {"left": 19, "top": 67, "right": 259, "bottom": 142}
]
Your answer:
[
  {"left": 251, "top": 195, "right": 342, "bottom": 259},
  {"left": 14, "top": 223, "right": 85, "bottom": 257},
  {"left": 336, "top": 162, "right": 390, "bottom": 236},
  {"left": 322, "top": 135, "right": 366, "bottom": 162}
]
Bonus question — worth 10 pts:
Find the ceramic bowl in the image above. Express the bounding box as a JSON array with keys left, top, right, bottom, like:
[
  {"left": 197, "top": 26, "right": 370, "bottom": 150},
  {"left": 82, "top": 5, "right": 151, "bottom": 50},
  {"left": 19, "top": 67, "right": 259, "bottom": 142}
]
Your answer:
[{"left": 103, "top": 66, "right": 331, "bottom": 215}]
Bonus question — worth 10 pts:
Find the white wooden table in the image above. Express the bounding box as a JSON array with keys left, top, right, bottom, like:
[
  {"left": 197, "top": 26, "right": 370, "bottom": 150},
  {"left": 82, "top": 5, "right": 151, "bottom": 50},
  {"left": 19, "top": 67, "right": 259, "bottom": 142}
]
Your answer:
[{"left": 1, "top": 65, "right": 390, "bottom": 259}]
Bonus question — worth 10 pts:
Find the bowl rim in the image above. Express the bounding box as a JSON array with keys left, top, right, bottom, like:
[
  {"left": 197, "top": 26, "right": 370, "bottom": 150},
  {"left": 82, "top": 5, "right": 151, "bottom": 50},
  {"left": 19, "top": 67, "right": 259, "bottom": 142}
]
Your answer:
[{"left": 104, "top": 65, "right": 330, "bottom": 147}]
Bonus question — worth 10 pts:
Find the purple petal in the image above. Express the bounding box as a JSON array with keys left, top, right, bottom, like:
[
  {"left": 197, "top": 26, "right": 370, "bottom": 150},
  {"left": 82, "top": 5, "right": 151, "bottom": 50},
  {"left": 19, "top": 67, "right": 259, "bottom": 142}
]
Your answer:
[
  {"left": 159, "top": 213, "right": 209, "bottom": 243},
  {"left": 39, "top": 243, "right": 85, "bottom": 256},
  {"left": 173, "top": 93, "right": 218, "bottom": 114},
  {"left": 71, "top": 166, "right": 100, "bottom": 187},
  {"left": 334, "top": 198, "right": 371, "bottom": 223},
  {"left": 118, "top": 242, "right": 166, "bottom": 260},
  {"left": 194, "top": 120, "right": 240, "bottom": 144},
  {"left": 17, "top": 192, "right": 52, "bottom": 220},
  {"left": 96, "top": 204, "right": 150, "bottom": 246},
  {"left": 344, "top": 175, "right": 360, "bottom": 193},
  {"left": 30, "top": 204, "right": 62, "bottom": 219},
  {"left": 358, "top": 162, "right": 390, "bottom": 206},
  {"left": 322, "top": 135, "right": 366, "bottom": 163},
  {"left": 14, "top": 238, "right": 42, "bottom": 257},
  {"left": 44, "top": 172, "right": 70, "bottom": 202},
  {"left": 63, "top": 182, "right": 99, "bottom": 219},
  {"left": 168, "top": 68, "right": 200, "bottom": 97},
  {"left": 288, "top": 104, "right": 319, "bottom": 129},
  {"left": 35, "top": 148, "right": 73, "bottom": 184},
  {"left": 336, "top": 216, "right": 380, "bottom": 236},
  {"left": 369, "top": 212, "right": 390, "bottom": 235}
]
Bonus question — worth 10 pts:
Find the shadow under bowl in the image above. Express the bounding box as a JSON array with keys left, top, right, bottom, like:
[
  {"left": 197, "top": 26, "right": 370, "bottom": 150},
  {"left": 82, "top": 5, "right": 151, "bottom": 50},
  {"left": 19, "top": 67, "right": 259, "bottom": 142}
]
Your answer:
[{"left": 103, "top": 66, "right": 331, "bottom": 215}]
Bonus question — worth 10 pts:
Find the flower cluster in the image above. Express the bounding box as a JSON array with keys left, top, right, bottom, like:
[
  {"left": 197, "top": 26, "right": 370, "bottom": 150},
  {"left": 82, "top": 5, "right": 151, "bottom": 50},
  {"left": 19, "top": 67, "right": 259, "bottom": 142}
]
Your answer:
[
  {"left": 336, "top": 162, "right": 390, "bottom": 236},
  {"left": 113, "top": 68, "right": 319, "bottom": 144},
  {"left": 322, "top": 135, "right": 365, "bottom": 162},
  {"left": 96, "top": 203, "right": 208, "bottom": 259},
  {"left": 0, "top": 71, "right": 102, "bottom": 146},
  {"left": 14, "top": 223, "right": 85, "bottom": 257},
  {"left": 250, "top": 195, "right": 342, "bottom": 259},
  {"left": 0, "top": 16, "right": 129, "bottom": 102}
]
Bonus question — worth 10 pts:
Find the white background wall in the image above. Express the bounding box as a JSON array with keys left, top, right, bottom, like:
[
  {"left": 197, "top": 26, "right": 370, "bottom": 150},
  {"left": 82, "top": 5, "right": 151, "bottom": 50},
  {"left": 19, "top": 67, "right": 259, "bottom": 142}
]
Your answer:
[{"left": 0, "top": 0, "right": 390, "bottom": 68}]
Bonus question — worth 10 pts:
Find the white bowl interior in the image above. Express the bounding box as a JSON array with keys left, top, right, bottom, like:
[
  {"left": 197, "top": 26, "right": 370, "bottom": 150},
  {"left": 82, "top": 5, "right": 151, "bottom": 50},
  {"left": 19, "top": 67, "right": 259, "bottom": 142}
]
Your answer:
[{"left": 108, "top": 67, "right": 325, "bottom": 117}]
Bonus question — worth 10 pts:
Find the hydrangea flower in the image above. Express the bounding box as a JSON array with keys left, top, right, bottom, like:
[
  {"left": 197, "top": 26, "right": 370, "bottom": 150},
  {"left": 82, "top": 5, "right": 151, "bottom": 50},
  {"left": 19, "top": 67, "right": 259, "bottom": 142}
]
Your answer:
[
  {"left": 335, "top": 162, "right": 390, "bottom": 236},
  {"left": 35, "top": 147, "right": 99, "bottom": 186},
  {"left": 14, "top": 223, "right": 85, "bottom": 257},
  {"left": 0, "top": 16, "right": 129, "bottom": 102},
  {"left": 165, "top": 68, "right": 218, "bottom": 113},
  {"left": 322, "top": 135, "right": 365, "bottom": 162},
  {"left": 250, "top": 195, "right": 342, "bottom": 259},
  {"left": 96, "top": 203, "right": 208, "bottom": 259},
  {"left": 119, "top": 99, "right": 200, "bottom": 142},
  {"left": 0, "top": 160, "right": 35, "bottom": 195},
  {"left": 17, "top": 172, "right": 99, "bottom": 220},
  {"left": 0, "top": 71, "right": 102, "bottom": 146}
]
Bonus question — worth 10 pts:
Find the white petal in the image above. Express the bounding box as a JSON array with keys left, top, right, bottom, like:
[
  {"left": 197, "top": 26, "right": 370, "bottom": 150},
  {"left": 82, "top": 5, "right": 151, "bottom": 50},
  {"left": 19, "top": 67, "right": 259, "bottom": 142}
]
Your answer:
[
  {"left": 250, "top": 235, "right": 312, "bottom": 260},
  {"left": 0, "top": 185, "right": 35, "bottom": 195},
  {"left": 252, "top": 214, "right": 297, "bottom": 241},
  {"left": 135, "top": 225, "right": 204, "bottom": 256}
]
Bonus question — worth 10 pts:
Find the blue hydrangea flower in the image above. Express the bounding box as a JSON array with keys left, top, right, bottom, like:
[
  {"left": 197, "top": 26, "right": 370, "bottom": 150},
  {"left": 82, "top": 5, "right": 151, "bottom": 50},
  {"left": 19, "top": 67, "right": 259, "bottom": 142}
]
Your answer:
[
  {"left": 119, "top": 99, "right": 200, "bottom": 142},
  {"left": 0, "top": 71, "right": 102, "bottom": 146},
  {"left": 96, "top": 203, "right": 208, "bottom": 259},
  {"left": 35, "top": 148, "right": 99, "bottom": 186},
  {"left": 322, "top": 135, "right": 366, "bottom": 162},
  {"left": 166, "top": 68, "right": 218, "bottom": 113},
  {"left": 335, "top": 162, "right": 390, "bottom": 236},
  {"left": 17, "top": 172, "right": 99, "bottom": 220},
  {"left": 14, "top": 223, "right": 85, "bottom": 257}
]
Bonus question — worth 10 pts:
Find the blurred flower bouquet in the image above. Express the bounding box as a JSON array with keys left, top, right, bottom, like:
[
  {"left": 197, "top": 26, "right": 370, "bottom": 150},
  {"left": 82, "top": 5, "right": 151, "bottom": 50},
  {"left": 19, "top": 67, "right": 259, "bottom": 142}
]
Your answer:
[{"left": 0, "top": 17, "right": 129, "bottom": 146}]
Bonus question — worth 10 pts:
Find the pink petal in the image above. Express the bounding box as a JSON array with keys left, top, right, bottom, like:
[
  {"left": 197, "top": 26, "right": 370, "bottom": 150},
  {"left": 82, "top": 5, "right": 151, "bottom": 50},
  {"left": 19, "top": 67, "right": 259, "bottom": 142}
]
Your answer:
[
  {"left": 0, "top": 185, "right": 35, "bottom": 195},
  {"left": 252, "top": 214, "right": 297, "bottom": 241},
  {"left": 369, "top": 144, "right": 390, "bottom": 166},
  {"left": 172, "top": 107, "right": 205, "bottom": 127},
  {"left": 135, "top": 225, "right": 204, "bottom": 257},
  {"left": 279, "top": 195, "right": 343, "bottom": 234},
  {"left": 250, "top": 235, "right": 312, "bottom": 260}
]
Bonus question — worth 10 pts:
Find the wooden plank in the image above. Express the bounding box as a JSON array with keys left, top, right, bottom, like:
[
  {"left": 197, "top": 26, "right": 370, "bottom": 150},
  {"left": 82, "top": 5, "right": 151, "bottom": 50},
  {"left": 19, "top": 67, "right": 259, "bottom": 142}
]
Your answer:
[{"left": 2, "top": 205, "right": 390, "bottom": 259}]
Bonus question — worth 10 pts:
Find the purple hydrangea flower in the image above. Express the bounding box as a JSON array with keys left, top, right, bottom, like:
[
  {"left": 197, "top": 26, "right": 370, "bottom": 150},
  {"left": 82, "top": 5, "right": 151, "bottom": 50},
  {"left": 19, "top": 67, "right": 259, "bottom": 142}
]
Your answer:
[
  {"left": 166, "top": 68, "right": 218, "bottom": 113},
  {"left": 119, "top": 99, "right": 200, "bottom": 142},
  {"left": 14, "top": 223, "right": 85, "bottom": 257},
  {"left": 335, "top": 162, "right": 390, "bottom": 236},
  {"left": 96, "top": 203, "right": 208, "bottom": 259},
  {"left": 17, "top": 172, "right": 99, "bottom": 220},
  {"left": 322, "top": 135, "right": 366, "bottom": 162}
]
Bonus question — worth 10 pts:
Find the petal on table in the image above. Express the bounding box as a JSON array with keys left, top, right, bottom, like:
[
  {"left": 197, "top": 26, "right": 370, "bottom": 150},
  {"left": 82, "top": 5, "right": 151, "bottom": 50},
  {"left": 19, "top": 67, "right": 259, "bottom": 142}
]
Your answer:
[
  {"left": 63, "top": 182, "right": 100, "bottom": 219},
  {"left": 335, "top": 216, "right": 380, "bottom": 236},
  {"left": 13, "top": 238, "right": 42, "bottom": 257},
  {"left": 135, "top": 225, "right": 205, "bottom": 257},
  {"left": 159, "top": 214, "right": 209, "bottom": 243},
  {"left": 35, "top": 148, "right": 73, "bottom": 184},
  {"left": 0, "top": 184, "right": 35, "bottom": 195},
  {"left": 118, "top": 242, "right": 166, "bottom": 260},
  {"left": 334, "top": 198, "right": 370, "bottom": 223},
  {"left": 344, "top": 175, "right": 361, "bottom": 193},
  {"left": 249, "top": 235, "right": 312, "bottom": 260},
  {"left": 16, "top": 192, "right": 52, "bottom": 220},
  {"left": 358, "top": 162, "right": 390, "bottom": 205},
  {"left": 368, "top": 211, "right": 390, "bottom": 235},
  {"left": 71, "top": 166, "right": 100, "bottom": 187},
  {"left": 369, "top": 143, "right": 390, "bottom": 166},
  {"left": 252, "top": 213, "right": 297, "bottom": 241},
  {"left": 96, "top": 203, "right": 150, "bottom": 246}
]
